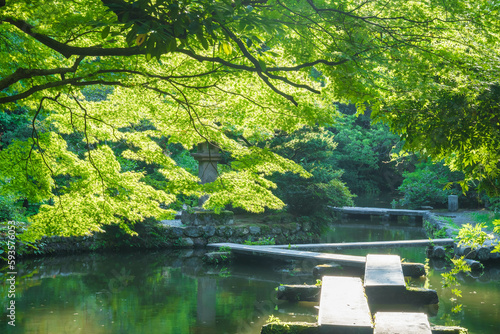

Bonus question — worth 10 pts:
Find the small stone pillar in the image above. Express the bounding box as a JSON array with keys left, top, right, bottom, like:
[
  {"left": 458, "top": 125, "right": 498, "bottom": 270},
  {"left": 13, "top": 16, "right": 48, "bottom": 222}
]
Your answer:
[
  {"left": 191, "top": 142, "right": 222, "bottom": 205},
  {"left": 448, "top": 195, "right": 458, "bottom": 212}
]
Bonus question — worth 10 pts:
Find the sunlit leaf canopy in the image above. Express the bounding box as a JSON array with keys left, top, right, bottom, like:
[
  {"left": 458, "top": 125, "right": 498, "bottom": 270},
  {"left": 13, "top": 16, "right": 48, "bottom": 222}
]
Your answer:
[{"left": 1, "top": 0, "right": 499, "bottom": 239}]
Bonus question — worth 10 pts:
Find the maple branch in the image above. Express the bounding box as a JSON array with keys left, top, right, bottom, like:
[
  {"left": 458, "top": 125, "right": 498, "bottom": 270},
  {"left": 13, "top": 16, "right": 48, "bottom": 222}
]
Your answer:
[
  {"left": 218, "top": 22, "right": 299, "bottom": 106},
  {"left": 0, "top": 56, "right": 85, "bottom": 91},
  {"left": 305, "top": 0, "right": 466, "bottom": 26},
  {"left": 0, "top": 78, "right": 122, "bottom": 104},
  {"left": 2, "top": 18, "right": 144, "bottom": 58},
  {"left": 3, "top": 18, "right": 349, "bottom": 71},
  {"left": 71, "top": 94, "right": 107, "bottom": 192}
]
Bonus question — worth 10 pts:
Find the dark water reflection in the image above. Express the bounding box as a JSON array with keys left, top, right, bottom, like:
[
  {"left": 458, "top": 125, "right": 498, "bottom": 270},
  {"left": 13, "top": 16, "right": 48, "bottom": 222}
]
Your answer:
[
  {"left": 1, "top": 220, "right": 499, "bottom": 333},
  {"left": 2, "top": 250, "right": 291, "bottom": 334},
  {"left": 321, "top": 220, "right": 500, "bottom": 334}
]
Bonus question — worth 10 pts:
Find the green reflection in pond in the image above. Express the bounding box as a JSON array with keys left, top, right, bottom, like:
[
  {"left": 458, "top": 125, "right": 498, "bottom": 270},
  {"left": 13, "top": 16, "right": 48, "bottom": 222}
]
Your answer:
[
  {"left": 1, "top": 251, "right": 280, "bottom": 334},
  {"left": 1, "top": 228, "right": 499, "bottom": 334},
  {"left": 317, "top": 221, "right": 500, "bottom": 334},
  {"left": 321, "top": 222, "right": 428, "bottom": 244},
  {"left": 426, "top": 262, "right": 500, "bottom": 334}
]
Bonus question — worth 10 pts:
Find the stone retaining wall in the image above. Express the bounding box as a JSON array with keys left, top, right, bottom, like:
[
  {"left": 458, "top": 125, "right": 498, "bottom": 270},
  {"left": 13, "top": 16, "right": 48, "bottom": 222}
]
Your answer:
[
  {"left": 156, "top": 221, "right": 317, "bottom": 247},
  {"left": 423, "top": 212, "right": 459, "bottom": 238},
  {"left": 13, "top": 219, "right": 318, "bottom": 258}
]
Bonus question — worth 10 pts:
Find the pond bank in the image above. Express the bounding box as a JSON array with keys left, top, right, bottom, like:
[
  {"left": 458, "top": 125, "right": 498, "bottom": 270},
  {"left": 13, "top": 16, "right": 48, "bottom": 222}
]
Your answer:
[
  {"left": 5, "top": 208, "right": 499, "bottom": 262},
  {"left": 423, "top": 210, "right": 500, "bottom": 263},
  {"left": 329, "top": 206, "right": 500, "bottom": 263},
  {"left": 6, "top": 212, "right": 320, "bottom": 258}
]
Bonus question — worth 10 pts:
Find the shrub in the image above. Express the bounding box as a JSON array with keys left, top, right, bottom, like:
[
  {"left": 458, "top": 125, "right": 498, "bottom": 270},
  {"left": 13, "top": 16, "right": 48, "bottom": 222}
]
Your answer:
[
  {"left": 264, "top": 126, "right": 355, "bottom": 216},
  {"left": 327, "top": 110, "right": 402, "bottom": 194},
  {"left": 398, "top": 160, "right": 463, "bottom": 209},
  {"left": 483, "top": 196, "right": 500, "bottom": 212},
  {"left": 273, "top": 172, "right": 354, "bottom": 216},
  {"left": 0, "top": 196, "right": 25, "bottom": 222}
]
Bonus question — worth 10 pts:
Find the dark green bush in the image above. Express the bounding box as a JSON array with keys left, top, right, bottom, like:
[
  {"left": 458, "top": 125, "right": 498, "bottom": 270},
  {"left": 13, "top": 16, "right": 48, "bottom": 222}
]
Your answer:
[
  {"left": 264, "top": 126, "right": 354, "bottom": 216},
  {"left": 327, "top": 111, "right": 402, "bottom": 194},
  {"left": 484, "top": 196, "right": 500, "bottom": 212},
  {"left": 398, "top": 160, "right": 464, "bottom": 209},
  {"left": 0, "top": 196, "right": 25, "bottom": 222},
  {"left": 273, "top": 171, "right": 354, "bottom": 216}
]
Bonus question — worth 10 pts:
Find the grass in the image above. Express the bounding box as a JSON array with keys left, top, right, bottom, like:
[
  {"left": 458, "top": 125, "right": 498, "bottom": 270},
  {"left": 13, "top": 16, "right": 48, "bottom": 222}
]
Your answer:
[
  {"left": 244, "top": 237, "right": 276, "bottom": 245},
  {"left": 439, "top": 216, "right": 460, "bottom": 229},
  {"left": 469, "top": 211, "right": 500, "bottom": 232}
]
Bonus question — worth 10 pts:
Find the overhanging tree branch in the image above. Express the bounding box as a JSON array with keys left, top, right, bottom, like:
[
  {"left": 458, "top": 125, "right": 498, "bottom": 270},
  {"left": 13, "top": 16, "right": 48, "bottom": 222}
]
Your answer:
[
  {"left": 0, "top": 56, "right": 85, "bottom": 91},
  {"left": 3, "top": 17, "right": 350, "bottom": 72},
  {"left": 2, "top": 17, "right": 144, "bottom": 58},
  {"left": 218, "top": 22, "right": 300, "bottom": 106},
  {"left": 0, "top": 78, "right": 123, "bottom": 104},
  {"left": 1, "top": 17, "right": 350, "bottom": 105}
]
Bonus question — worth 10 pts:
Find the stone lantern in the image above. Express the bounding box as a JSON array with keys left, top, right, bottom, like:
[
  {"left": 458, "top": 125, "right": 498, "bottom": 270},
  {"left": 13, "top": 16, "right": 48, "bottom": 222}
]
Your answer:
[
  {"left": 191, "top": 141, "right": 222, "bottom": 205},
  {"left": 181, "top": 141, "right": 234, "bottom": 226}
]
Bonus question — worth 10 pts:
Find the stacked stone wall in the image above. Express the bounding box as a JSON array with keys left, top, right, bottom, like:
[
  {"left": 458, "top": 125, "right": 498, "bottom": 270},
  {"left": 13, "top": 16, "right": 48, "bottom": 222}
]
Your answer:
[{"left": 12, "top": 220, "right": 318, "bottom": 258}]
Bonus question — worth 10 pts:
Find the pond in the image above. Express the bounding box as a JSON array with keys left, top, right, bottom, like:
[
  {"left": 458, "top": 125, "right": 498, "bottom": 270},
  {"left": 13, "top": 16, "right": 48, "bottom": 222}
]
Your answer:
[
  {"left": 1, "top": 219, "right": 499, "bottom": 334},
  {"left": 323, "top": 219, "right": 500, "bottom": 334}
]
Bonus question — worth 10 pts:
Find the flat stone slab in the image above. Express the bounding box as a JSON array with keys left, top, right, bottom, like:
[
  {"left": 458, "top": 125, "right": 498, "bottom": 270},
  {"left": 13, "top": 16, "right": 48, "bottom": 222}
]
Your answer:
[
  {"left": 159, "top": 219, "right": 183, "bottom": 227},
  {"left": 331, "top": 206, "right": 429, "bottom": 217},
  {"left": 207, "top": 243, "right": 366, "bottom": 267},
  {"left": 318, "top": 276, "right": 372, "bottom": 333},
  {"left": 374, "top": 312, "right": 432, "bottom": 334},
  {"left": 265, "top": 238, "right": 454, "bottom": 250},
  {"left": 313, "top": 262, "right": 426, "bottom": 279},
  {"left": 364, "top": 254, "right": 406, "bottom": 289}
]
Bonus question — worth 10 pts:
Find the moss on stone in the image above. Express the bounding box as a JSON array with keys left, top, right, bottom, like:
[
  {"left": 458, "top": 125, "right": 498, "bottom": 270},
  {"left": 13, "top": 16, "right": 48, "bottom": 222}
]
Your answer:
[
  {"left": 431, "top": 325, "right": 468, "bottom": 334},
  {"left": 261, "top": 322, "right": 319, "bottom": 334}
]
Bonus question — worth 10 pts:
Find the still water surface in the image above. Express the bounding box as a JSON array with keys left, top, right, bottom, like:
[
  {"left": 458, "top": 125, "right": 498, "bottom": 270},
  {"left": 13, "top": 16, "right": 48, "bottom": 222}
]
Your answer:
[{"left": 1, "top": 220, "right": 499, "bottom": 333}]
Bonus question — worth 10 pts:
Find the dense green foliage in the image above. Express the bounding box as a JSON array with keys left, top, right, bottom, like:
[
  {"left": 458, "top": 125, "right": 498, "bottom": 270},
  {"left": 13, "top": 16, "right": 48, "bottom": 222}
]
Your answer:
[
  {"left": 398, "top": 160, "right": 465, "bottom": 209},
  {"left": 1, "top": 0, "right": 500, "bottom": 239},
  {"left": 262, "top": 108, "right": 403, "bottom": 207},
  {"left": 376, "top": 84, "right": 500, "bottom": 197},
  {"left": 328, "top": 109, "right": 401, "bottom": 194},
  {"left": 262, "top": 126, "right": 354, "bottom": 216},
  {"left": 484, "top": 196, "right": 500, "bottom": 212},
  {"left": 0, "top": 109, "right": 32, "bottom": 149},
  {"left": 0, "top": 196, "right": 24, "bottom": 222}
]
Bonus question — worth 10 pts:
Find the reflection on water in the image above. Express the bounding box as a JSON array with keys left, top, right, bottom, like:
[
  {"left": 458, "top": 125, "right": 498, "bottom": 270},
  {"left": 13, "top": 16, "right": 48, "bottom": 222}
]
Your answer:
[
  {"left": 1, "top": 251, "right": 284, "bottom": 334},
  {"left": 320, "top": 220, "right": 500, "bottom": 334},
  {"left": 321, "top": 222, "right": 428, "bottom": 244},
  {"left": 1, "top": 220, "right": 499, "bottom": 334},
  {"left": 428, "top": 267, "right": 500, "bottom": 334}
]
